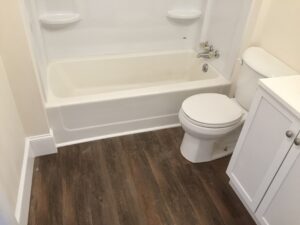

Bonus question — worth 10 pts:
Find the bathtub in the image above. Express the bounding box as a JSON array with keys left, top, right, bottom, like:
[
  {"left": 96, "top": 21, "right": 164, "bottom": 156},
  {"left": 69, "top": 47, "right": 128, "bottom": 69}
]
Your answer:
[{"left": 46, "top": 51, "right": 230, "bottom": 146}]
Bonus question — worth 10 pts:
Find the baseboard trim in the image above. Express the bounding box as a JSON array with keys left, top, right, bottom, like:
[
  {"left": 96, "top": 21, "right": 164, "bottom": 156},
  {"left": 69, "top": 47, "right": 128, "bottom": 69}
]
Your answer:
[
  {"left": 15, "top": 131, "right": 57, "bottom": 225},
  {"left": 29, "top": 129, "right": 57, "bottom": 157},
  {"left": 14, "top": 139, "right": 34, "bottom": 225}
]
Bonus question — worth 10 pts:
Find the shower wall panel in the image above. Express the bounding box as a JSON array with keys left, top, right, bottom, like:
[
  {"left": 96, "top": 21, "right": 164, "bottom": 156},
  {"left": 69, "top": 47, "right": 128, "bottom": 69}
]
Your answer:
[{"left": 34, "top": 0, "right": 205, "bottom": 61}]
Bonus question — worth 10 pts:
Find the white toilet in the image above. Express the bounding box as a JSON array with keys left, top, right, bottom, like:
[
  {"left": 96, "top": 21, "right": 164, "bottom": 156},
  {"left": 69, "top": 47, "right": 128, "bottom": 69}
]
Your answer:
[{"left": 179, "top": 47, "right": 297, "bottom": 163}]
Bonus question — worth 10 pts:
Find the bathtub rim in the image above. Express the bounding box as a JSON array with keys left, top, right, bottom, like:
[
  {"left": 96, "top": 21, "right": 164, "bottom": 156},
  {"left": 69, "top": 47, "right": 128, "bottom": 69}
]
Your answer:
[
  {"left": 47, "top": 49, "right": 197, "bottom": 66},
  {"left": 45, "top": 50, "right": 230, "bottom": 108},
  {"left": 46, "top": 75, "right": 230, "bottom": 108}
]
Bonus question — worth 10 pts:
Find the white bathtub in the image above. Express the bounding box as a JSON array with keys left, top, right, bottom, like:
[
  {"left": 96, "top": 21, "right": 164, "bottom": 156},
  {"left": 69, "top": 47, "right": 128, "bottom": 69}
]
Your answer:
[{"left": 46, "top": 51, "right": 230, "bottom": 146}]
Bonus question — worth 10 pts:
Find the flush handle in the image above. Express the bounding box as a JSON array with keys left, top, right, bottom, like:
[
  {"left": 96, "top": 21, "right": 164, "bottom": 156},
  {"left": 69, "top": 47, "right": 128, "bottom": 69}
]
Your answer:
[
  {"left": 286, "top": 130, "right": 294, "bottom": 138},
  {"left": 294, "top": 138, "right": 300, "bottom": 146}
]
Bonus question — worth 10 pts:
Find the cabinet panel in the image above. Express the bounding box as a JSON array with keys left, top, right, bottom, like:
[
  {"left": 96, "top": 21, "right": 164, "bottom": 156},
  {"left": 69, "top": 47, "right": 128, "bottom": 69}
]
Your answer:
[
  {"left": 257, "top": 137, "right": 300, "bottom": 225},
  {"left": 227, "top": 92, "right": 297, "bottom": 211}
]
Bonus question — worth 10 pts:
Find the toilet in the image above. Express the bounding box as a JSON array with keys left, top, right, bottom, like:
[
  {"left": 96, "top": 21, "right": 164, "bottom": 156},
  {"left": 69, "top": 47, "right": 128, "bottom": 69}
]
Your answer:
[{"left": 179, "top": 47, "right": 297, "bottom": 163}]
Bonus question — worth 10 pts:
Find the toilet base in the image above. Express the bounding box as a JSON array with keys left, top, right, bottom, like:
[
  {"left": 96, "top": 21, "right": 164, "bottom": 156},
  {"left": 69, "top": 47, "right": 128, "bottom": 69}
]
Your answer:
[{"left": 180, "top": 128, "right": 241, "bottom": 163}]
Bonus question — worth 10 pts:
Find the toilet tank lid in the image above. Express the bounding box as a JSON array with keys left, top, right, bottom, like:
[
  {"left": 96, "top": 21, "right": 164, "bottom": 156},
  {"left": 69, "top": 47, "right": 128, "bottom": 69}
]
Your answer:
[{"left": 242, "top": 47, "right": 297, "bottom": 78}]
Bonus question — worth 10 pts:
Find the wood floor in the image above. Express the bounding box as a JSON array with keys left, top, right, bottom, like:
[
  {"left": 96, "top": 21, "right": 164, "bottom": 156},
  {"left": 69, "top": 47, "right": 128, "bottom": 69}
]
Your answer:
[{"left": 28, "top": 128, "right": 255, "bottom": 225}]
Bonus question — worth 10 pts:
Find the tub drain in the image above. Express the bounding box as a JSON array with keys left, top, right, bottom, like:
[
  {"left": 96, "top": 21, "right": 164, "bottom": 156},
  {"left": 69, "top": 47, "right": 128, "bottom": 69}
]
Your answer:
[{"left": 202, "top": 63, "right": 209, "bottom": 73}]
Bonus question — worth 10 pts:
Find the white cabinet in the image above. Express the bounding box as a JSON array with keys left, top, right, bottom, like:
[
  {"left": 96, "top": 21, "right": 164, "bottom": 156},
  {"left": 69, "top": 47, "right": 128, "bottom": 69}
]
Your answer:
[
  {"left": 227, "top": 88, "right": 300, "bottom": 212},
  {"left": 256, "top": 134, "right": 300, "bottom": 225},
  {"left": 227, "top": 76, "right": 300, "bottom": 225}
]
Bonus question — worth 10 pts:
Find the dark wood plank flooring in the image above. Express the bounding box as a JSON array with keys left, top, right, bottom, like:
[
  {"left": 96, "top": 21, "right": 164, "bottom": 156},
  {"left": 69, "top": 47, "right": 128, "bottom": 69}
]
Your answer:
[{"left": 28, "top": 128, "right": 255, "bottom": 225}]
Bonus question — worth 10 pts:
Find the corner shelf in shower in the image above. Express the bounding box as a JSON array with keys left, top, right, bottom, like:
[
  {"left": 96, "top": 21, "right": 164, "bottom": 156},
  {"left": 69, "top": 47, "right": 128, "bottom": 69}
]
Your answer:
[
  {"left": 39, "top": 13, "right": 81, "bottom": 26},
  {"left": 167, "top": 9, "right": 202, "bottom": 20}
]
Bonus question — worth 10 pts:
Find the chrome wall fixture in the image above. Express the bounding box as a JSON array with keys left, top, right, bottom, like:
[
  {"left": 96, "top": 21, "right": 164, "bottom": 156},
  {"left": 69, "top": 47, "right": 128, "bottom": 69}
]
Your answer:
[{"left": 197, "top": 41, "right": 220, "bottom": 59}]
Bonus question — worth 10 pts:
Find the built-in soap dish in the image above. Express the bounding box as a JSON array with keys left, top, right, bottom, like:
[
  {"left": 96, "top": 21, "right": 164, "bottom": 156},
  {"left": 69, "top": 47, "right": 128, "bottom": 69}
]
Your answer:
[
  {"left": 167, "top": 9, "right": 202, "bottom": 20},
  {"left": 39, "top": 13, "right": 81, "bottom": 26}
]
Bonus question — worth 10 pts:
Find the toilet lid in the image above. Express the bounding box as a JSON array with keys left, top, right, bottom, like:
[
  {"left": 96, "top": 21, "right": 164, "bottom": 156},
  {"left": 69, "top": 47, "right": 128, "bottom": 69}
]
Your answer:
[{"left": 182, "top": 93, "right": 243, "bottom": 128}]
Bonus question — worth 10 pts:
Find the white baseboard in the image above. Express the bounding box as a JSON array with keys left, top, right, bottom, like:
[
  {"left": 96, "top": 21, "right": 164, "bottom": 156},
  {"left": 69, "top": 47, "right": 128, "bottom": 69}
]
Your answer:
[
  {"left": 14, "top": 139, "right": 34, "bottom": 225},
  {"left": 29, "top": 129, "right": 57, "bottom": 157},
  {"left": 15, "top": 131, "right": 57, "bottom": 225}
]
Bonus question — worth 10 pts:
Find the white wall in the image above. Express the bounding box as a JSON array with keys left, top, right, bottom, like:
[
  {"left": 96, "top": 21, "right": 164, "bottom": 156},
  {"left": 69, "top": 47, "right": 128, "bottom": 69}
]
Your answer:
[
  {"left": 230, "top": 0, "right": 300, "bottom": 95},
  {"left": 0, "top": 0, "right": 50, "bottom": 136},
  {"left": 22, "top": 0, "right": 49, "bottom": 98},
  {"left": 251, "top": 0, "right": 300, "bottom": 72},
  {"left": 0, "top": 56, "right": 26, "bottom": 217},
  {"left": 0, "top": 0, "right": 53, "bottom": 219},
  {"left": 204, "top": 0, "right": 253, "bottom": 78},
  {"left": 0, "top": 191, "right": 18, "bottom": 225},
  {"left": 34, "top": 0, "right": 205, "bottom": 61}
]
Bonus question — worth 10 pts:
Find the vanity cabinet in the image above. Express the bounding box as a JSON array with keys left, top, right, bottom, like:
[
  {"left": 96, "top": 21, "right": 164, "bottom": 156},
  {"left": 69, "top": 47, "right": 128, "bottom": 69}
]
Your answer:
[
  {"left": 227, "top": 76, "right": 300, "bottom": 225},
  {"left": 256, "top": 134, "right": 300, "bottom": 225},
  {"left": 227, "top": 88, "right": 300, "bottom": 212}
]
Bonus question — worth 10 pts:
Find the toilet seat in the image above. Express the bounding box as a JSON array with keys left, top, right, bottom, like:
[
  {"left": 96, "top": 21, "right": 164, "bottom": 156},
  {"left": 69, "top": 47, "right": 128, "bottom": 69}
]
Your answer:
[{"left": 182, "top": 93, "right": 244, "bottom": 128}]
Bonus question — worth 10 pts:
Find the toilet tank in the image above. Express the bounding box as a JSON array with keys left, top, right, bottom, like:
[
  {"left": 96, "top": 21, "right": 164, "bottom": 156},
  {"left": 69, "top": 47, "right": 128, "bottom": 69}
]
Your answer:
[{"left": 235, "top": 47, "right": 297, "bottom": 110}]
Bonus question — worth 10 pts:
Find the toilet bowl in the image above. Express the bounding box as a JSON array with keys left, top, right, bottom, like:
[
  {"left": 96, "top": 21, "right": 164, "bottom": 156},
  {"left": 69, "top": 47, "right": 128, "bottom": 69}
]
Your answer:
[
  {"left": 178, "top": 47, "right": 297, "bottom": 163},
  {"left": 179, "top": 93, "right": 246, "bottom": 163}
]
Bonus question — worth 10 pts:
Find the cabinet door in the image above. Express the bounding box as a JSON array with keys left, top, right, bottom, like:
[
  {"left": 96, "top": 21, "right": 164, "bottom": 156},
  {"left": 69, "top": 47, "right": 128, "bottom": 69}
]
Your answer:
[
  {"left": 256, "top": 134, "right": 300, "bottom": 225},
  {"left": 227, "top": 89, "right": 299, "bottom": 212}
]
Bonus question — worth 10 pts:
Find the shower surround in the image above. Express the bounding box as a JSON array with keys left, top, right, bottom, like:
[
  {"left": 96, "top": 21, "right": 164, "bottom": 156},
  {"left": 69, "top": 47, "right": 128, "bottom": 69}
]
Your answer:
[{"left": 23, "top": 0, "right": 252, "bottom": 145}]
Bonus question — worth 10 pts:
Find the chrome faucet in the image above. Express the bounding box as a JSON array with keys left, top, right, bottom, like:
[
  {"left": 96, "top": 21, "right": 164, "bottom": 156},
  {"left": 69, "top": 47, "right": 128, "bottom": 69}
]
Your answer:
[{"left": 197, "top": 41, "right": 220, "bottom": 59}]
